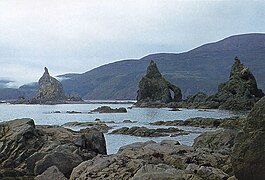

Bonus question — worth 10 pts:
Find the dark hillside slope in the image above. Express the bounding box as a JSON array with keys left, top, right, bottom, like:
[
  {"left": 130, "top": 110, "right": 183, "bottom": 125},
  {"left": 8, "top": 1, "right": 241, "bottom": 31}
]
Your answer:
[
  {"left": 60, "top": 33, "right": 265, "bottom": 100},
  {"left": 1, "top": 33, "right": 264, "bottom": 100}
]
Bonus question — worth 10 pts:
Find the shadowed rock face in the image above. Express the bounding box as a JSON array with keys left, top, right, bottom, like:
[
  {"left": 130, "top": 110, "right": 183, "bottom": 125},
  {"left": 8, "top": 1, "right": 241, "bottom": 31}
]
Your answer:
[
  {"left": 0, "top": 119, "right": 106, "bottom": 178},
  {"left": 136, "top": 61, "right": 182, "bottom": 106},
  {"left": 232, "top": 96, "right": 265, "bottom": 180}
]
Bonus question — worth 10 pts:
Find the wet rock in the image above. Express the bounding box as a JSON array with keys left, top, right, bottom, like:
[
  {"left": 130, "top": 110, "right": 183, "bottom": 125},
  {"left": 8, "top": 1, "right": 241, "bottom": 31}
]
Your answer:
[
  {"left": 135, "top": 61, "right": 182, "bottom": 107},
  {"left": 123, "top": 120, "right": 137, "bottom": 123},
  {"left": 151, "top": 116, "right": 245, "bottom": 129},
  {"left": 232, "top": 96, "right": 265, "bottom": 179},
  {"left": 35, "top": 166, "right": 67, "bottom": 180},
  {"left": 66, "top": 111, "right": 82, "bottom": 114},
  {"left": 111, "top": 126, "right": 187, "bottom": 137},
  {"left": 91, "top": 106, "right": 127, "bottom": 113},
  {"left": 63, "top": 121, "right": 111, "bottom": 133},
  {"left": 169, "top": 107, "right": 182, "bottom": 111}
]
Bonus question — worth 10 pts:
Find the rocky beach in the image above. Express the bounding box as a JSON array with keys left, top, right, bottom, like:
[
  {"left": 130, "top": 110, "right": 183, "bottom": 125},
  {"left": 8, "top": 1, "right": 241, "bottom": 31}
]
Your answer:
[
  {"left": 0, "top": 96, "right": 264, "bottom": 179},
  {"left": 0, "top": 57, "right": 264, "bottom": 179}
]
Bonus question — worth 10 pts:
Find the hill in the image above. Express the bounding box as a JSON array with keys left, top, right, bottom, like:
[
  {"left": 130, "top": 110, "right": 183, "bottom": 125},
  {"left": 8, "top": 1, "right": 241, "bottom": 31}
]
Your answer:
[
  {"left": 1, "top": 33, "right": 265, "bottom": 100},
  {"left": 59, "top": 33, "right": 265, "bottom": 100}
]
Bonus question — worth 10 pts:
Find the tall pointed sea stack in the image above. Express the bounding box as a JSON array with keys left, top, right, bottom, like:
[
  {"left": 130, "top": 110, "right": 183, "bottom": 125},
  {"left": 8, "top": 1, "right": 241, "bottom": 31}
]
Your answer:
[
  {"left": 185, "top": 57, "right": 264, "bottom": 110},
  {"left": 136, "top": 61, "right": 182, "bottom": 107},
  {"left": 213, "top": 57, "right": 264, "bottom": 110},
  {"left": 33, "top": 67, "right": 66, "bottom": 103}
]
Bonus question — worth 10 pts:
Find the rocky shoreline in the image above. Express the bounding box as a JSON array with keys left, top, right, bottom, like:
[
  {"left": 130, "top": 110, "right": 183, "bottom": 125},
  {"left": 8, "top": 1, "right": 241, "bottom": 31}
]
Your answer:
[
  {"left": 0, "top": 95, "right": 264, "bottom": 179},
  {"left": 0, "top": 119, "right": 106, "bottom": 179},
  {"left": 0, "top": 58, "right": 264, "bottom": 179}
]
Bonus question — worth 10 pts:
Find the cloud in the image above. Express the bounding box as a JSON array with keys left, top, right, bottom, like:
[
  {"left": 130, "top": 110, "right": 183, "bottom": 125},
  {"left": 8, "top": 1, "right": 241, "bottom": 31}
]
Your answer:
[{"left": 0, "top": 0, "right": 264, "bottom": 87}]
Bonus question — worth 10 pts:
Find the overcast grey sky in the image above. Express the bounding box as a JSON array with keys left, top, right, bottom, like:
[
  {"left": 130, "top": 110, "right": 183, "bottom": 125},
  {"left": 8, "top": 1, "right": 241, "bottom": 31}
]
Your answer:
[{"left": 0, "top": 0, "right": 264, "bottom": 87}]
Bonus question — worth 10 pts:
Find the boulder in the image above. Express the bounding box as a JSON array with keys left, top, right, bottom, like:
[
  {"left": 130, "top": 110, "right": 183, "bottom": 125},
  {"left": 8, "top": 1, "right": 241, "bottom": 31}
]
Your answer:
[
  {"left": 35, "top": 166, "right": 67, "bottom": 180},
  {"left": 232, "top": 96, "right": 265, "bottom": 179},
  {"left": 0, "top": 119, "right": 107, "bottom": 178},
  {"left": 70, "top": 155, "right": 145, "bottom": 180},
  {"left": 135, "top": 60, "right": 182, "bottom": 107},
  {"left": 70, "top": 139, "right": 232, "bottom": 179},
  {"left": 193, "top": 129, "right": 237, "bottom": 151}
]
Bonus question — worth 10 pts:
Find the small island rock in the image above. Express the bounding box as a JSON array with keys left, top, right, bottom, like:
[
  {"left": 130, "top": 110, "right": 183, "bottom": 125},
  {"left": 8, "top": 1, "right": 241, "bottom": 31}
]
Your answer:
[
  {"left": 33, "top": 67, "right": 66, "bottom": 103},
  {"left": 135, "top": 61, "right": 182, "bottom": 107}
]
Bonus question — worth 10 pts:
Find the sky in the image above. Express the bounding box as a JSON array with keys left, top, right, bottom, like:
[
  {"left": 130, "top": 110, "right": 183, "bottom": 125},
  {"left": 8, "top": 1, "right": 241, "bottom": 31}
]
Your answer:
[{"left": 0, "top": 0, "right": 265, "bottom": 88}]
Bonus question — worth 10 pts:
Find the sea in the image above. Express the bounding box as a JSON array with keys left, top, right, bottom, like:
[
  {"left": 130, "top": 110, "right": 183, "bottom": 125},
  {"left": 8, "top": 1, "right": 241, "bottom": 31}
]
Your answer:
[{"left": 0, "top": 101, "right": 238, "bottom": 154}]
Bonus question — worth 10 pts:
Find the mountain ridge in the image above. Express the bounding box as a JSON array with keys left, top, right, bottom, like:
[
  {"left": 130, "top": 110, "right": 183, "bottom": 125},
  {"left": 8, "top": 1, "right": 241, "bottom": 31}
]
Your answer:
[{"left": 1, "top": 33, "right": 264, "bottom": 100}]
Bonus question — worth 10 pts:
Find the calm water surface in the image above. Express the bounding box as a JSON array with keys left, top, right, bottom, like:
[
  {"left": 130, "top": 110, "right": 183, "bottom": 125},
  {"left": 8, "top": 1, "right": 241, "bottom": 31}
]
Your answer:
[{"left": 0, "top": 102, "right": 237, "bottom": 154}]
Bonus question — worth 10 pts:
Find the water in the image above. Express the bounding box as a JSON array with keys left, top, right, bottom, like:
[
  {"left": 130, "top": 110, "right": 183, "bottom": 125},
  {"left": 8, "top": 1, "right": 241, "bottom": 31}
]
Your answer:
[{"left": 0, "top": 102, "right": 237, "bottom": 154}]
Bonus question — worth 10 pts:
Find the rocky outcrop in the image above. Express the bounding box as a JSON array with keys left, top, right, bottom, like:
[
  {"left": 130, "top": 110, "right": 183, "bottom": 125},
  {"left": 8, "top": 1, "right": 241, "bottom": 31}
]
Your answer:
[
  {"left": 63, "top": 121, "right": 111, "bottom": 133},
  {"left": 70, "top": 139, "right": 233, "bottom": 179},
  {"left": 111, "top": 126, "right": 187, "bottom": 137},
  {"left": 182, "top": 57, "right": 264, "bottom": 110},
  {"left": 135, "top": 61, "right": 182, "bottom": 107},
  {"left": 0, "top": 118, "right": 106, "bottom": 179},
  {"left": 231, "top": 96, "right": 265, "bottom": 179},
  {"left": 151, "top": 116, "right": 245, "bottom": 129},
  {"left": 193, "top": 129, "right": 237, "bottom": 152},
  {"left": 30, "top": 67, "right": 67, "bottom": 104},
  {"left": 91, "top": 106, "right": 127, "bottom": 113}
]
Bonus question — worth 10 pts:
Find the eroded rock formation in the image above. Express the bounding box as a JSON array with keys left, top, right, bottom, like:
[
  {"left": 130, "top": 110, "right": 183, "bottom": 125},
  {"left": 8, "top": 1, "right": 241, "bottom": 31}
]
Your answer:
[
  {"left": 0, "top": 118, "right": 106, "bottom": 179},
  {"left": 29, "top": 67, "right": 66, "bottom": 104},
  {"left": 232, "top": 96, "right": 265, "bottom": 179},
  {"left": 136, "top": 61, "right": 182, "bottom": 107},
  {"left": 214, "top": 57, "right": 264, "bottom": 110},
  {"left": 184, "top": 57, "right": 264, "bottom": 110}
]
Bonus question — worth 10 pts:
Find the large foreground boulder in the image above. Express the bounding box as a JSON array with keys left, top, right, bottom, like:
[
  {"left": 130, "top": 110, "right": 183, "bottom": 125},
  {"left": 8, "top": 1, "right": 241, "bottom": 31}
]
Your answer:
[
  {"left": 70, "top": 139, "right": 233, "bottom": 179},
  {"left": 135, "top": 61, "right": 182, "bottom": 107},
  {"left": 0, "top": 119, "right": 106, "bottom": 178},
  {"left": 232, "top": 96, "right": 265, "bottom": 179}
]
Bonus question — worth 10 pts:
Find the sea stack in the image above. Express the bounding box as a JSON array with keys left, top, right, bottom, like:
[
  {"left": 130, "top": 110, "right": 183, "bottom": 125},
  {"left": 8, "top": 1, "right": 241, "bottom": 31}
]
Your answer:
[
  {"left": 214, "top": 57, "right": 264, "bottom": 110},
  {"left": 136, "top": 60, "right": 182, "bottom": 107},
  {"left": 187, "top": 57, "right": 264, "bottom": 110},
  {"left": 32, "top": 67, "right": 66, "bottom": 103}
]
